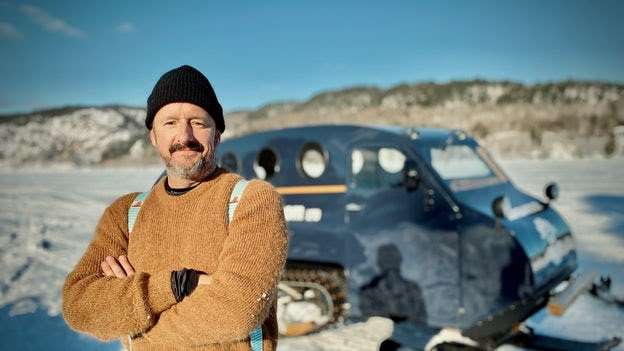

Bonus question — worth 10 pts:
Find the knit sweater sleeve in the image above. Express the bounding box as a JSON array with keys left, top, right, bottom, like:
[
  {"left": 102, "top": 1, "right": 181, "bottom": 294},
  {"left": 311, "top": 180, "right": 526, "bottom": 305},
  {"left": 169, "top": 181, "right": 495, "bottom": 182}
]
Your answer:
[
  {"left": 61, "top": 193, "right": 178, "bottom": 341},
  {"left": 136, "top": 180, "right": 289, "bottom": 347}
]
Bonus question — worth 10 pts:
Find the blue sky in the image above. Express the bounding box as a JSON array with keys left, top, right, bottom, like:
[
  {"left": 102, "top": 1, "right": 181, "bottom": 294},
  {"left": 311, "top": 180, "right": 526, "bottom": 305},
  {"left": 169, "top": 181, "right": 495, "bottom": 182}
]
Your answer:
[{"left": 0, "top": 0, "right": 623, "bottom": 114}]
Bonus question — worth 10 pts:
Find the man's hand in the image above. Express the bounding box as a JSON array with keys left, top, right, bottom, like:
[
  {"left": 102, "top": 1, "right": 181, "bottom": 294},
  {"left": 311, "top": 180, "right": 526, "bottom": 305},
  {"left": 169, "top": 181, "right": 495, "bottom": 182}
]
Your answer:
[
  {"left": 101, "top": 255, "right": 135, "bottom": 278},
  {"left": 100, "top": 255, "right": 211, "bottom": 286}
]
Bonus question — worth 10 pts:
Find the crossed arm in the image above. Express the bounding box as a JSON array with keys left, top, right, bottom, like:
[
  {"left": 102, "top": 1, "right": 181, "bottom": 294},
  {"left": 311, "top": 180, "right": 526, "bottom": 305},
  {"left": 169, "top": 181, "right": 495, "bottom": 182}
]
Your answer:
[{"left": 62, "top": 193, "right": 177, "bottom": 341}]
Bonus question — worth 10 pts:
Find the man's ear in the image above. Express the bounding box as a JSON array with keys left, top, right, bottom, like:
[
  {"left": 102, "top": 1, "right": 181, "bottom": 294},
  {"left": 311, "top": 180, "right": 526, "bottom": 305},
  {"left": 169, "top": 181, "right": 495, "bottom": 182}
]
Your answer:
[
  {"left": 149, "top": 128, "right": 157, "bottom": 147},
  {"left": 214, "top": 130, "right": 221, "bottom": 148}
]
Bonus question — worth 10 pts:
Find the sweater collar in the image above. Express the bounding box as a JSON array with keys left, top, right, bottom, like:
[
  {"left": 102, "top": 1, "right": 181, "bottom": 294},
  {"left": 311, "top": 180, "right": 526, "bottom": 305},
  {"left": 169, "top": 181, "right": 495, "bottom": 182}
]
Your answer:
[
  {"left": 164, "top": 178, "right": 199, "bottom": 196},
  {"left": 153, "top": 167, "right": 229, "bottom": 203}
]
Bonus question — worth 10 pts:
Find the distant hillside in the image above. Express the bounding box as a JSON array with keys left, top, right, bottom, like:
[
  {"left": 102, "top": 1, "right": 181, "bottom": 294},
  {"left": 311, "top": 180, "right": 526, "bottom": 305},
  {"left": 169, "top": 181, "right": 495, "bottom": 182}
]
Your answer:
[
  {"left": 1, "top": 80, "right": 624, "bottom": 166},
  {"left": 0, "top": 106, "right": 157, "bottom": 166}
]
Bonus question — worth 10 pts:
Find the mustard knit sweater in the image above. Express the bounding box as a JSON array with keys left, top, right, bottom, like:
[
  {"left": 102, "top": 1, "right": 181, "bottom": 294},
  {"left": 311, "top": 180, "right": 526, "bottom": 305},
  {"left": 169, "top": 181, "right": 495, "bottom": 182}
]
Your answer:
[{"left": 62, "top": 169, "right": 289, "bottom": 350}]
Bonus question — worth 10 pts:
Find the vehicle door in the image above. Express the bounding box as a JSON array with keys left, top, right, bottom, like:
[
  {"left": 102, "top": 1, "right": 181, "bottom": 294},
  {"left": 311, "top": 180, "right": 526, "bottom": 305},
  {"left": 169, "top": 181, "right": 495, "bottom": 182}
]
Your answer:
[{"left": 345, "top": 142, "right": 461, "bottom": 326}]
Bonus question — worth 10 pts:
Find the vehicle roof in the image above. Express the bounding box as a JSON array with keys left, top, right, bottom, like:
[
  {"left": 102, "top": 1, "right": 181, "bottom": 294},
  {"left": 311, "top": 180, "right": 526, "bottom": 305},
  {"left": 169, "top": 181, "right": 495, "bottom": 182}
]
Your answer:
[{"left": 223, "top": 123, "right": 455, "bottom": 144}]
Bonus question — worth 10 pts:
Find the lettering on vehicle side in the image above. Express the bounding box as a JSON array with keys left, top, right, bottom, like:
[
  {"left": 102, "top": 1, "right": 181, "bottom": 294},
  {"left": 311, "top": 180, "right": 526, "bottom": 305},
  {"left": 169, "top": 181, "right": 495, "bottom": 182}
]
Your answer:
[
  {"left": 531, "top": 233, "right": 574, "bottom": 272},
  {"left": 503, "top": 199, "right": 544, "bottom": 221},
  {"left": 534, "top": 217, "right": 558, "bottom": 244},
  {"left": 530, "top": 217, "right": 574, "bottom": 272},
  {"left": 283, "top": 205, "right": 323, "bottom": 222}
]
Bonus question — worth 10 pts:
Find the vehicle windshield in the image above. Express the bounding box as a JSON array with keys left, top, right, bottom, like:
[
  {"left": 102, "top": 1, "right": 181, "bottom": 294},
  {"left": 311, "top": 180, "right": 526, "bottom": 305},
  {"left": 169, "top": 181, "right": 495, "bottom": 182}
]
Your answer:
[{"left": 428, "top": 144, "right": 508, "bottom": 192}]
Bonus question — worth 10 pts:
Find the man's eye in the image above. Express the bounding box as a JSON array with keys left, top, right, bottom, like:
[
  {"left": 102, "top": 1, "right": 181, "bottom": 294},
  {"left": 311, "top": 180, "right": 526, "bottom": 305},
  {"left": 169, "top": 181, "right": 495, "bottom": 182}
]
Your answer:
[
  {"left": 192, "top": 121, "right": 206, "bottom": 127},
  {"left": 164, "top": 121, "right": 175, "bottom": 125}
]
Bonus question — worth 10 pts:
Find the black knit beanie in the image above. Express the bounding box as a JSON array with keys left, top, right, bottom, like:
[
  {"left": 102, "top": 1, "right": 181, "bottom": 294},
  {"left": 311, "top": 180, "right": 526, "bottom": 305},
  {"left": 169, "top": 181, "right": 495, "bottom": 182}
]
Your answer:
[{"left": 146, "top": 65, "right": 225, "bottom": 132}]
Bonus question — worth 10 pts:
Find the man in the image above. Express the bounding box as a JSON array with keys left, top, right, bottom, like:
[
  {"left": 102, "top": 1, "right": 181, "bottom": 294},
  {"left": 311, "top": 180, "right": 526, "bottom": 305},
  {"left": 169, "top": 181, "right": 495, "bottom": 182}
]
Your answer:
[{"left": 62, "top": 65, "right": 289, "bottom": 350}]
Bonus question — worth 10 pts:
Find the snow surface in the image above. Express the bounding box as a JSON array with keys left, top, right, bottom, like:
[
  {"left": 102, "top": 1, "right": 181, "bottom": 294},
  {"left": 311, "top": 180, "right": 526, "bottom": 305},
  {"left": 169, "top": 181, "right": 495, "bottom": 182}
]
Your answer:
[{"left": 0, "top": 158, "right": 623, "bottom": 350}]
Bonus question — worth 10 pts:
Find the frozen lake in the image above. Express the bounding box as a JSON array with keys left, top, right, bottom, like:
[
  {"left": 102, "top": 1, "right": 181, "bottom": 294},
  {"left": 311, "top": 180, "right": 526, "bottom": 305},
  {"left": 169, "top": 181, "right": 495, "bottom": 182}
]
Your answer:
[{"left": 0, "top": 158, "right": 623, "bottom": 350}]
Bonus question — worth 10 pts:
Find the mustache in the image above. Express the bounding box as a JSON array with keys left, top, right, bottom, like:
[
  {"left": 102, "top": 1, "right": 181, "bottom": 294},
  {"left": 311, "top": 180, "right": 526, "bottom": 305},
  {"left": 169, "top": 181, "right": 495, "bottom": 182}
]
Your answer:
[{"left": 169, "top": 141, "right": 204, "bottom": 153}]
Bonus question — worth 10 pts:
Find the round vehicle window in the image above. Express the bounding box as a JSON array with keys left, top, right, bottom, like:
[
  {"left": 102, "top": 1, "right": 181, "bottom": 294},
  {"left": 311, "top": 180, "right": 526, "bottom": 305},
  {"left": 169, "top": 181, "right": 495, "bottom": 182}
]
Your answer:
[
  {"left": 378, "top": 148, "right": 406, "bottom": 174},
  {"left": 254, "top": 148, "right": 279, "bottom": 180},
  {"left": 300, "top": 143, "right": 326, "bottom": 178},
  {"left": 351, "top": 149, "right": 364, "bottom": 175},
  {"left": 220, "top": 152, "right": 238, "bottom": 173}
]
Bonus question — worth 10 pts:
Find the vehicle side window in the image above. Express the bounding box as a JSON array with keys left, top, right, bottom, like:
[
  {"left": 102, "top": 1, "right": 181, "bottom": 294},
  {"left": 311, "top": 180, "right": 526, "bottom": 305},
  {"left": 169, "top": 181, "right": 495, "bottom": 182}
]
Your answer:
[
  {"left": 254, "top": 148, "right": 279, "bottom": 180},
  {"left": 350, "top": 146, "right": 406, "bottom": 195}
]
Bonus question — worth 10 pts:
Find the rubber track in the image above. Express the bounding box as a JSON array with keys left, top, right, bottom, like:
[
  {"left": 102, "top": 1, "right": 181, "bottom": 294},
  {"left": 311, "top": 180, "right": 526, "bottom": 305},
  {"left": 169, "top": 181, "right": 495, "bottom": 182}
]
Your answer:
[{"left": 281, "top": 263, "right": 349, "bottom": 325}]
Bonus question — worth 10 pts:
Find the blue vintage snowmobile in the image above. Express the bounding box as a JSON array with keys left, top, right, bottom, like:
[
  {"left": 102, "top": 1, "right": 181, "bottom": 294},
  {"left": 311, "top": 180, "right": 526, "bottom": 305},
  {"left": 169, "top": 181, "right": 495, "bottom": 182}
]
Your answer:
[{"left": 216, "top": 124, "right": 622, "bottom": 350}]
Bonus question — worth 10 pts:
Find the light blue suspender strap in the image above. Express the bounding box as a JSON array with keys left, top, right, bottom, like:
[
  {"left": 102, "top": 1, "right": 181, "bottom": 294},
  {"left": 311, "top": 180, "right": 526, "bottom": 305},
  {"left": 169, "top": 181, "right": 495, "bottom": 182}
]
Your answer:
[
  {"left": 128, "top": 191, "right": 149, "bottom": 233},
  {"left": 126, "top": 191, "right": 149, "bottom": 350},
  {"left": 228, "top": 179, "right": 263, "bottom": 351},
  {"left": 228, "top": 178, "right": 249, "bottom": 222},
  {"left": 249, "top": 327, "right": 263, "bottom": 351},
  {"left": 127, "top": 180, "right": 262, "bottom": 351}
]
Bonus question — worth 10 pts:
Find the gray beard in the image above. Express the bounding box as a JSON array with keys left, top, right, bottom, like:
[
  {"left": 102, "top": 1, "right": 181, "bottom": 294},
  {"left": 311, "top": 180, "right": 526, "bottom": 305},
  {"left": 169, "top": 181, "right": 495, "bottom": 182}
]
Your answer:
[{"left": 165, "top": 153, "right": 217, "bottom": 182}]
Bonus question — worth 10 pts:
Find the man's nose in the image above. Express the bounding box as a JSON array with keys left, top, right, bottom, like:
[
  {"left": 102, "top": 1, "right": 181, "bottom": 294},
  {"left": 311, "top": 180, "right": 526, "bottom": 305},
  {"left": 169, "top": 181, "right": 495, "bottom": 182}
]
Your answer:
[{"left": 175, "top": 121, "right": 196, "bottom": 143}]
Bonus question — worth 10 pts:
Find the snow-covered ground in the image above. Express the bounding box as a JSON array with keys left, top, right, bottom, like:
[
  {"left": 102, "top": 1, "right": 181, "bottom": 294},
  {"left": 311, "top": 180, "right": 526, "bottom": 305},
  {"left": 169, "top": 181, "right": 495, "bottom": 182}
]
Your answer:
[{"left": 0, "top": 158, "right": 623, "bottom": 350}]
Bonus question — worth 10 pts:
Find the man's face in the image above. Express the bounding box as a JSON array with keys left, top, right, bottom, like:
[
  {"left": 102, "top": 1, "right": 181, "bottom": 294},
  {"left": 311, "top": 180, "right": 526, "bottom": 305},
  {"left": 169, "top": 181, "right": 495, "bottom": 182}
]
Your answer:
[{"left": 149, "top": 102, "right": 221, "bottom": 181}]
